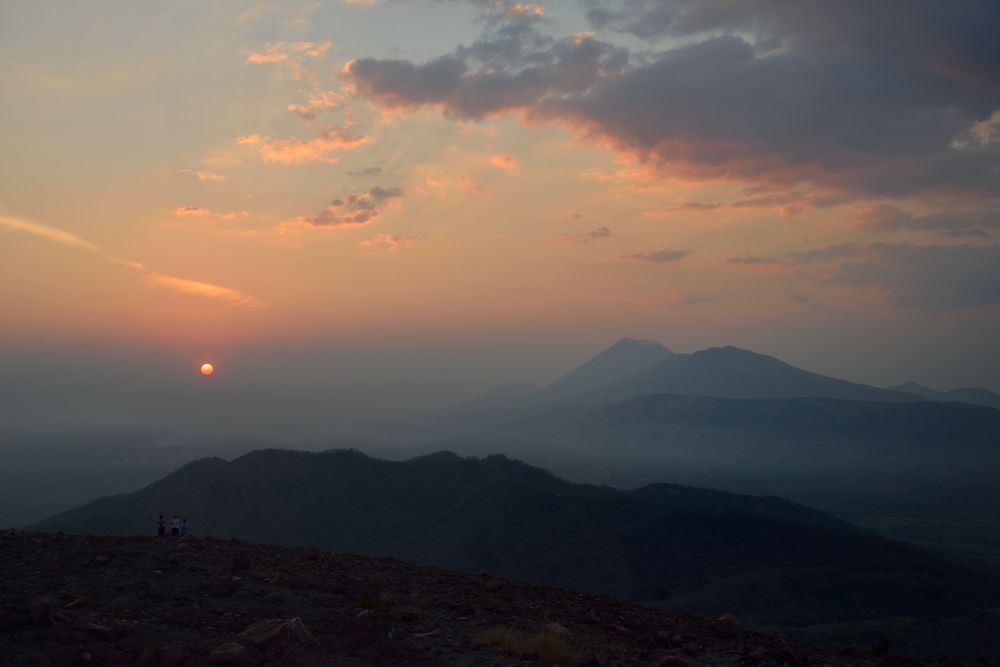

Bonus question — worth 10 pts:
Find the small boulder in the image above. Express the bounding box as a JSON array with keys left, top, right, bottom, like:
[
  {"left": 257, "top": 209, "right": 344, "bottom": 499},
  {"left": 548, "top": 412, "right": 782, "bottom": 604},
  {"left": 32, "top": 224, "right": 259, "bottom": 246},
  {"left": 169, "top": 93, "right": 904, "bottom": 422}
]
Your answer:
[
  {"left": 718, "top": 614, "right": 741, "bottom": 626},
  {"left": 94, "top": 555, "right": 110, "bottom": 565},
  {"left": 83, "top": 622, "right": 114, "bottom": 640},
  {"left": 179, "top": 533, "right": 201, "bottom": 544},
  {"left": 27, "top": 598, "right": 52, "bottom": 625},
  {"left": 655, "top": 631, "right": 684, "bottom": 648},
  {"left": 209, "top": 642, "right": 248, "bottom": 666},
  {"left": 543, "top": 622, "right": 571, "bottom": 637},
  {"left": 157, "top": 640, "right": 191, "bottom": 666},
  {"left": 239, "top": 617, "right": 318, "bottom": 649}
]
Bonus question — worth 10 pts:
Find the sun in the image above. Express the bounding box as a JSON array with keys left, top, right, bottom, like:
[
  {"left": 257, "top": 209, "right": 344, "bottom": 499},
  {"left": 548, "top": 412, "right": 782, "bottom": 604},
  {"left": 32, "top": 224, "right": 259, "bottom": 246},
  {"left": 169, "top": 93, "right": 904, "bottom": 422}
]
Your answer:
[{"left": 200, "top": 362, "right": 214, "bottom": 376}]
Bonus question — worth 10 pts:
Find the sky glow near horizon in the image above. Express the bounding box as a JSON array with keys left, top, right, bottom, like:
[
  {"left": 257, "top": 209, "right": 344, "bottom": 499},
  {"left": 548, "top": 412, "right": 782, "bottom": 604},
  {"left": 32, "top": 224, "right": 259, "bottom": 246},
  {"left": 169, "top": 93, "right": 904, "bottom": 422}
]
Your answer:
[{"left": 1, "top": 0, "right": 999, "bottom": 432}]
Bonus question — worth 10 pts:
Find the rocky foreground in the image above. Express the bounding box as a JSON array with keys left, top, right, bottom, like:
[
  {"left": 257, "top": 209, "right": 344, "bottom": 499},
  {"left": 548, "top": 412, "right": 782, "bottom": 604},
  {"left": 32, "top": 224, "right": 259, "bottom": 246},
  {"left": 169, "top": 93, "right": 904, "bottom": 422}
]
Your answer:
[{"left": 0, "top": 530, "right": 987, "bottom": 667}]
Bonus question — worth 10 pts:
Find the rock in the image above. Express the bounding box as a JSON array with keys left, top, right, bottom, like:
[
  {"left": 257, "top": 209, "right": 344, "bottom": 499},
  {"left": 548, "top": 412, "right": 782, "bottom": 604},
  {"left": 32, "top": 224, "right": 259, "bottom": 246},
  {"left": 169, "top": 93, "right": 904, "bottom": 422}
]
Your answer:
[
  {"left": 83, "top": 622, "right": 114, "bottom": 639},
  {"left": 205, "top": 575, "right": 239, "bottom": 597},
  {"left": 583, "top": 609, "right": 600, "bottom": 624},
  {"left": 94, "top": 555, "right": 109, "bottom": 565},
  {"left": 543, "top": 622, "right": 571, "bottom": 637},
  {"left": 610, "top": 623, "right": 630, "bottom": 636},
  {"left": 210, "top": 642, "right": 248, "bottom": 665},
  {"left": 64, "top": 599, "right": 85, "bottom": 609},
  {"left": 655, "top": 631, "right": 684, "bottom": 648},
  {"left": 157, "top": 640, "right": 190, "bottom": 666},
  {"left": 717, "top": 614, "right": 740, "bottom": 626},
  {"left": 657, "top": 657, "right": 696, "bottom": 667},
  {"left": 238, "top": 617, "right": 318, "bottom": 649},
  {"left": 179, "top": 533, "right": 201, "bottom": 544},
  {"left": 399, "top": 610, "right": 421, "bottom": 623},
  {"left": 27, "top": 598, "right": 53, "bottom": 625}
]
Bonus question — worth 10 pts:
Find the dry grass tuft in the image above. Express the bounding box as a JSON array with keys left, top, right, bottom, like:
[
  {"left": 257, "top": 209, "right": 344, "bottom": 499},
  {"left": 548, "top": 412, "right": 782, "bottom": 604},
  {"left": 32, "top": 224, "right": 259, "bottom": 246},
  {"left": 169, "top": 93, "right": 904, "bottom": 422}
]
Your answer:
[{"left": 475, "top": 624, "right": 586, "bottom": 666}]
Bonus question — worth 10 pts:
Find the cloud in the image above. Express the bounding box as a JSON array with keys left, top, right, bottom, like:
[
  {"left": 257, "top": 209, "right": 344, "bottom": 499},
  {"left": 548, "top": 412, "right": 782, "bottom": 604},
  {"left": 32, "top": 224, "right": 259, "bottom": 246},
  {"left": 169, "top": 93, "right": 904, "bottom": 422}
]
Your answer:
[
  {"left": 344, "top": 31, "right": 629, "bottom": 119},
  {"left": 560, "top": 225, "right": 616, "bottom": 245},
  {"left": 669, "top": 289, "right": 715, "bottom": 305},
  {"left": 143, "top": 273, "right": 267, "bottom": 310},
  {"left": 172, "top": 207, "right": 248, "bottom": 221},
  {"left": 360, "top": 233, "right": 412, "bottom": 251},
  {"left": 345, "top": 1, "right": 1000, "bottom": 199},
  {"left": 246, "top": 41, "right": 332, "bottom": 65},
  {"left": 348, "top": 166, "right": 384, "bottom": 177},
  {"left": 287, "top": 90, "right": 343, "bottom": 119},
  {"left": 489, "top": 153, "right": 516, "bottom": 170},
  {"left": 236, "top": 134, "right": 262, "bottom": 145},
  {"left": 788, "top": 242, "right": 861, "bottom": 264},
  {"left": 179, "top": 169, "right": 225, "bottom": 182},
  {"left": 259, "top": 125, "right": 369, "bottom": 164},
  {"left": 828, "top": 243, "right": 1000, "bottom": 310},
  {"left": 1, "top": 215, "right": 100, "bottom": 252},
  {"left": 856, "top": 204, "right": 999, "bottom": 237},
  {"left": 1, "top": 214, "right": 266, "bottom": 310},
  {"left": 784, "top": 289, "right": 812, "bottom": 305},
  {"left": 283, "top": 186, "right": 404, "bottom": 228},
  {"left": 626, "top": 248, "right": 689, "bottom": 263},
  {"left": 416, "top": 175, "right": 489, "bottom": 198},
  {"left": 725, "top": 256, "right": 782, "bottom": 266}
]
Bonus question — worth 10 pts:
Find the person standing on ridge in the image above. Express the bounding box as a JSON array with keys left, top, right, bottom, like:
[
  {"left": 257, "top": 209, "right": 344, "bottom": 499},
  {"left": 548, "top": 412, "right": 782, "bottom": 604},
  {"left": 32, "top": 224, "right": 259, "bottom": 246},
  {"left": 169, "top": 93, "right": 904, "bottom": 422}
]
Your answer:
[
  {"left": 180, "top": 518, "right": 189, "bottom": 536},
  {"left": 170, "top": 515, "right": 180, "bottom": 538},
  {"left": 157, "top": 514, "right": 166, "bottom": 538}
]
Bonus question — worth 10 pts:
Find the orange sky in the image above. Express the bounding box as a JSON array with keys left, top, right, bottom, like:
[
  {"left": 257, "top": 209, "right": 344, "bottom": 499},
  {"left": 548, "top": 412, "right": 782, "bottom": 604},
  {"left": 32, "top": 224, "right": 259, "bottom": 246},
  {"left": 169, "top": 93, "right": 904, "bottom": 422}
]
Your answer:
[{"left": 2, "top": 0, "right": 999, "bottom": 418}]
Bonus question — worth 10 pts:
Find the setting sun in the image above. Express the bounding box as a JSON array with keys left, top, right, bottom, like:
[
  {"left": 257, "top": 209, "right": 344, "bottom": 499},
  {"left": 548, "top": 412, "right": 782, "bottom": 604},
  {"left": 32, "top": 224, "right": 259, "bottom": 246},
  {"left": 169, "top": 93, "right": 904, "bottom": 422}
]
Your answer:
[{"left": 200, "top": 363, "right": 214, "bottom": 376}]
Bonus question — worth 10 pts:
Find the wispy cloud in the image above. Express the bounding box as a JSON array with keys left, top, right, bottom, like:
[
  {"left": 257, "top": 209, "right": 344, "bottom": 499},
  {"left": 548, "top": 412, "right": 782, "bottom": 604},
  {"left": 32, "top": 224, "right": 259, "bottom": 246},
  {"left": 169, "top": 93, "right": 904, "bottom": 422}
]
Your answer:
[
  {"left": 489, "top": 153, "right": 516, "bottom": 170},
  {"left": 669, "top": 289, "right": 715, "bottom": 305},
  {"left": 1, "top": 214, "right": 266, "bottom": 310},
  {"left": 282, "top": 186, "right": 404, "bottom": 229},
  {"left": 725, "top": 256, "right": 782, "bottom": 266},
  {"left": 259, "top": 125, "right": 369, "bottom": 164},
  {"left": 626, "top": 248, "right": 689, "bottom": 264},
  {"left": 560, "top": 226, "right": 617, "bottom": 245},
  {"left": 1, "top": 215, "right": 100, "bottom": 252},
  {"left": 245, "top": 41, "right": 332, "bottom": 65},
  {"left": 143, "top": 273, "right": 267, "bottom": 310},
  {"left": 179, "top": 169, "right": 226, "bottom": 182},
  {"left": 172, "top": 207, "right": 248, "bottom": 221},
  {"left": 360, "top": 233, "right": 412, "bottom": 252}
]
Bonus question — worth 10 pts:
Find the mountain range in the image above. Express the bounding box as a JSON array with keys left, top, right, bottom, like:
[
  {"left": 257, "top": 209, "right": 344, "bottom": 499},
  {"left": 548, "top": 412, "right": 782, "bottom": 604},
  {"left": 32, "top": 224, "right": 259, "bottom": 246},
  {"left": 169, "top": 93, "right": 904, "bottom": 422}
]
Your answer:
[{"left": 32, "top": 448, "right": 1000, "bottom": 657}]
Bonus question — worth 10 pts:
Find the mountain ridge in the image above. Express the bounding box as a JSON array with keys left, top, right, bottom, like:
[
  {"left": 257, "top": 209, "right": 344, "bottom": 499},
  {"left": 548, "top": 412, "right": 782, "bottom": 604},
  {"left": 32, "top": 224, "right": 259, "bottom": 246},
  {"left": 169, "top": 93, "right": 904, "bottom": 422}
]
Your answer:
[{"left": 32, "top": 448, "right": 1000, "bottom": 648}]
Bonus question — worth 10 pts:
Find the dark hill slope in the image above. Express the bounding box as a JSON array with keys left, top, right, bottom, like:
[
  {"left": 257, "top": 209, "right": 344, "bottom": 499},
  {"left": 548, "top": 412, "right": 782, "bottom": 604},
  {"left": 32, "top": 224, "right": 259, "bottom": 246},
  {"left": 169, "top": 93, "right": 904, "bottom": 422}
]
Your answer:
[
  {"left": 887, "top": 381, "right": 1000, "bottom": 409},
  {"left": 5, "top": 529, "right": 970, "bottom": 666},
  {"left": 33, "top": 450, "right": 998, "bottom": 635}
]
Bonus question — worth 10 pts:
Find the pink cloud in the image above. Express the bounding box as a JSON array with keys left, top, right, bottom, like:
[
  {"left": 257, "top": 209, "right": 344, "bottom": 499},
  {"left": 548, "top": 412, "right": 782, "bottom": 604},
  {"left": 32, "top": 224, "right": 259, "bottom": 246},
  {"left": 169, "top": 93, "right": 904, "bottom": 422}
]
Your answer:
[
  {"left": 489, "top": 153, "right": 516, "bottom": 170},
  {"left": 259, "top": 126, "right": 369, "bottom": 165},
  {"left": 360, "top": 233, "right": 413, "bottom": 252}
]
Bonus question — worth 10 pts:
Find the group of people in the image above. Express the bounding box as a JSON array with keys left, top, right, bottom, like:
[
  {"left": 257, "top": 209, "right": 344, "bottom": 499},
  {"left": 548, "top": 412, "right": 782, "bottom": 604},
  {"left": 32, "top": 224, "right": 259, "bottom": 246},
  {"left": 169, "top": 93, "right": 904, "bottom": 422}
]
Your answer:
[{"left": 156, "top": 514, "right": 189, "bottom": 539}]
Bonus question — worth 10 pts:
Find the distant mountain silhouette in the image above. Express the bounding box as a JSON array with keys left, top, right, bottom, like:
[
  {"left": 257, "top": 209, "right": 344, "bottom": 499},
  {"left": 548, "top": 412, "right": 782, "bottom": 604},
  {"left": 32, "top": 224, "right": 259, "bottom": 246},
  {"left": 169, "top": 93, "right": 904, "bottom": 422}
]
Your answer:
[
  {"left": 379, "top": 340, "right": 922, "bottom": 443},
  {"left": 538, "top": 338, "right": 674, "bottom": 400},
  {"left": 596, "top": 346, "right": 921, "bottom": 405},
  {"left": 33, "top": 449, "right": 998, "bottom": 631},
  {"left": 887, "top": 381, "right": 1000, "bottom": 409}
]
